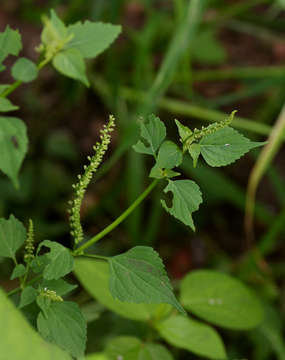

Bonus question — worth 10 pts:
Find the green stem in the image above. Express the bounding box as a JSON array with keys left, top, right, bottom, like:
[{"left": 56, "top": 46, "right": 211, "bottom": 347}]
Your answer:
[
  {"left": 7, "top": 274, "right": 42, "bottom": 297},
  {"left": 74, "top": 179, "right": 159, "bottom": 254}
]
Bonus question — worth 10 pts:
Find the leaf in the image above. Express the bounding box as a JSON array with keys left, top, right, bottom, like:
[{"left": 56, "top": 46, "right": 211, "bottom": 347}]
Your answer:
[
  {"left": 149, "top": 164, "right": 180, "bottom": 179},
  {"left": 37, "top": 240, "right": 74, "bottom": 280},
  {"left": 199, "top": 127, "right": 265, "bottom": 167},
  {"left": 180, "top": 270, "right": 264, "bottom": 330},
  {"left": 161, "top": 180, "right": 202, "bottom": 230},
  {"left": 0, "top": 116, "right": 28, "bottom": 187},
  {"left": 74, "top": 258, "right": 172, "bottom": 322},
  {"left": 192, "top": 29, "right": 226, "bottom": 65},
  {"left": 105, "top": 336, "right": 174, "bottom": 360},
  {"left": 10, "top": 263, "right": 26, "bottom": 280},
  {"left": 0, "top": 98, "right": 19, "bottom": 112},
  {"left": 41, "top": 279, "right": 77, "bottom": 296},
  {"left": 133, "top": 114, "right": 166, "bottom": 156},
  {"left": 86, "top": 354, "right": 107, "bottom": 360},
  {"left": 156, "top": 141, "right": 183, "bottom": 169},
  {"left": 19, "top": 286, "right": 38, "bottom": 309},
  {"left": 188, "top": 143, "right": 201, "bottom": 167},
  {"left": 41, "top": 9, "right": 67, "bottom": 45},
  {"left": 156, "top": 315, "right": 227, "bottom": 360},
  {"left": 0, "top": 84, "right": 10, "bottom": 94},
  {"left": 53, "top": 48, "right": 89, "bottom": 86},
  {"left": 0, "top": 289, "right": 71, "bottom": 360},
  {"left": 108, "top": 246, "right": 186, "bottom": 315},
  {"left": 175, "top": 119, "right": 192, "bottom": 142},
  {"left": 65, "top": 21, "right": 121, "bottom": 59},
  {"left": 37, "top": 301, "right": 87, "bottom": 358},
  {"left": 0, "top": 214, "right": 26, "bottom": 260},
  {"left": 11, "top": 57, "right": 38, "bottom": 83},
  {"left": 0, "top": 26, "right": 22, "bottom": 65}
]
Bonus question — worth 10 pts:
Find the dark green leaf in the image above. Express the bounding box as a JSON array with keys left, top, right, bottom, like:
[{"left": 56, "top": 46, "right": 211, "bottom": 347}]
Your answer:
[
  {"left": 10, "top": 263, "right": 26, "bottom": 280},
  {"left": 156, "top": 141, "right": 183, "bottom": 169},
  {"left": 0, "top": 214, "right": 26, "bottom": 260},
  {"left": 161, "top": 180, "right": 202, "bottom": 230},
  {"left": 41, "top": 279, "right": 77, "bottom": 296},
  {"left": 19, "top": 286, "right": 38, "bottom": 309},
  {"left": 0, "top": 26, "right": 22, "bottom": 65},
  {"left": 188, "top": 143, "right": 201, "bottom": 167},
  {"left": 133, "top": 114, "right": 166, "bottom": 156},
  {"left": 0, "top": 116, "right": 28, "bottom": 187},
  {"left": 175, "top": 119, "right": 192, "bottom": 142},
  {"left": 180, "top": 270, "right": 264, "bottom": 330},
  {"left": 109, "top": 246, "right": 185, "bottom": 314},
  {"left": 37, "top": 240, "right": 74, "bottom": 280},
  {"left": 37, "top": 301, "right": 86, "bottom": 358}
]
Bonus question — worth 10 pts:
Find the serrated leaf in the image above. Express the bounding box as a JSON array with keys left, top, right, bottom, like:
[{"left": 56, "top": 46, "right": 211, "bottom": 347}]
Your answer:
[
  {"left": 41, "top": 9, "right": 67, "bottom": 45},
  {"left": 188, "top": 143, "right": 201, "bottom": 167},
  {"left": 156, "top": 315, "right": 227, "bottom": 360},
  {"left": 65, "top": 21, "right": 121, "bottom": 59},
  {"left": 53, "top": 48, "right": 89, "bottom": 86},
  {"left": 37, "top": 240, "right": 74, "bottom": 280},
  {"left": 161, "top": 180, "right": 202, "bottom": 230},
  {"left": 19, "top": 286, "right": 38, "bottom": 309},
  {"left": 0, "top": 289, "right": 71, "bottom": 360},
  {"left": 0, "top": 98, "right": 19, "bottom": 112},
  {"left": 133, "top": 114, "right": 166, "bottom": 156},
  {"left": 0, "top": 214, "right": 26, "bottom": 260},
  {"left": 74, "top": 258, "right": 172, "bottom": 322},
  {"left": 0, "top": 116, "right": 28, "bottom": 187},
  {"left": 175, "top": 119, "right": 192, "bottom": 142},
  {"left": 0, "top": 26, "right": 22, "bottom": 64},
  {"left": 41, "top": 279, "right": 77, "bottom": 296},
  {"left": 10, "top": 263, "right": 26, "bottom": 280},
  {"left": 105, "top": 336, "right": 174, "bottom": 360},
  {"left": 11, "top": 57, "right": 38, "bottom": 83},
  {"left": 109, "top": 246, "right": 185, "bottom": 315},
  {"left": 180, "top": 270, "right": 264, "bottom": 330},
  {"left": 37, "top": 301, "right": 86, "bottom": 358},
  {"left": 156, "top": 141, "right": 183, "bottom": 169},
  {"left": 199, "top": 127, "right": 265, "bottom": 167}
]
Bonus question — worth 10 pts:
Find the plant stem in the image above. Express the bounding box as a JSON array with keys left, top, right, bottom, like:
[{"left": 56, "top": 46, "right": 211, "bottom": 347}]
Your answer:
[
  {"left": 74, "top": 179, "right": 159, "bottom": 254},
  {"left": 7, "top": 274, "right": 42, "bottom": 297}
]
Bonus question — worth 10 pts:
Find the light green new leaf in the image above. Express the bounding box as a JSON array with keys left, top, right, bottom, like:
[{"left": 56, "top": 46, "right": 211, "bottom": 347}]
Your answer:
[
  {"left": 156, "top": 315, "right": 226, "bottom": 360},
  {"left": 0, "top": 116, "right": 28, "bottom": 187},
  {"left": 37, "top": 301, "right": 86, "bottom": 358},
  {"left": 12, "top": 57, "right": 38, "bottom": 83},
  {"left": 109, "top": 246, "right": 185, "bottom": 315},
  {"left": 161, "top": 180, "right": 202, "bottom": 230},
  {"left": 0, "top": 289, "right": 71, "bottom": 360},
  {"left": 0, "top": 98, "right": 19, "bottom": 112},
  {"left": 41, "top": 279, "right": 77, "bottom": 296},
  {"left": 37, "top": 240, "right": 74, "bottom": 280},
  {"left": 156, "top": 141, "right": 183, "bottom": 169},
  {"left": 105, "top": 336, "right": 174, "bottom": 360},
  {"left": 180, "top": 270, "right": 264, "bottom": 330},
  {"left": 66, "top": 21, "right": 121, "bottom": 59},
  {"left": 41, "top": 9, "right": 67, "bottom": 45},
  {"left": 199, "top": 127, "right": 265, "bottom": 167},
  {"left": 133, "top": 114, "right": 166, "bottom": 156},
  {"left": 19, "top": 286, "right": 38, "bottom": 309},
  {"left": 0, "top": 214, "right": 26, "bottom": 260},
  {"left": 53, "top": 48, "right": 89, "bottom": 86},
  {"left": 188, "top": 143, "right": 201, "bottom": 168},
  {"left": 0, "top": 26, "right": 22, "bottom": 65},
  {"left": 10, "top": 263, "right": 26, "bottom": 280},
  {"left": 74, "top": 258, "right": 172, "bottom": 322}
]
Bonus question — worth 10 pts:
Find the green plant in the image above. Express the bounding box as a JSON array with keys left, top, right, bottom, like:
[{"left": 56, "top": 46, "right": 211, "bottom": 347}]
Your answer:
[{"left": 0, "top": 9, "right": 267, "bottom": 360}]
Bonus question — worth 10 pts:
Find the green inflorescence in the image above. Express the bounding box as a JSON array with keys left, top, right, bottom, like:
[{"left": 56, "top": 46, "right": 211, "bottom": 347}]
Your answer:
[
  {"left": 24, "top": 219, "right": 35, "bottom": 264},
  {"left": 40, "top": 288, "right": 63, "bottom": 302},
  {"left": 69, "top": 115, "right": 115, "bottom": 246},
  {"left": 182, "top": 110, "right": 236, "bottom": 152}
]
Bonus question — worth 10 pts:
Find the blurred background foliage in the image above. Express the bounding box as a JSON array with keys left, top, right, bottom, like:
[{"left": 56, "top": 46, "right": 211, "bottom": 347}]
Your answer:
[{"left": 1, "top": 0, "right": 285, "bottom": 358}]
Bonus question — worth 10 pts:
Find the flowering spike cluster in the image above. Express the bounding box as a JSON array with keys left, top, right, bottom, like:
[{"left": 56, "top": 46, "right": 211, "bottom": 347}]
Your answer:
[
  {"left": 24, "top": 219, "right": 35, "bottom": 264},
  {"left": 40, "top": 288, "right": 63, "bottom": 302},
  {"left": 69, "top": 115, "right": 115, "bottom": 245},
  {"left": 184, "top": 110, "right": 236, "bottom": 149}
]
